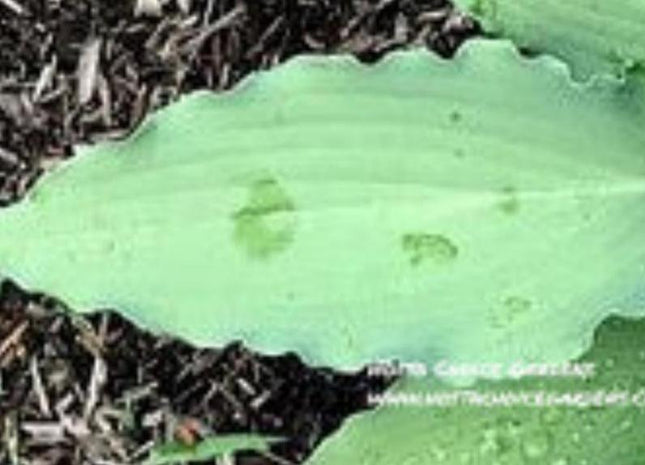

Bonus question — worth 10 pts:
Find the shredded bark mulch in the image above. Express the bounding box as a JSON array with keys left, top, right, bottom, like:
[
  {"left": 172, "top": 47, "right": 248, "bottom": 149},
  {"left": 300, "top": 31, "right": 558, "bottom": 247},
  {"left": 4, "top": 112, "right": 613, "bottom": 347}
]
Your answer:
[
  {"left": 0, "top": 0, "right": 479, "bottom": 204},
  {"left": 0, "top": 280, "right": 393, "bottom": 464},
  {"left": 1, "top": 1, "right": 480, "bottom": 464}
]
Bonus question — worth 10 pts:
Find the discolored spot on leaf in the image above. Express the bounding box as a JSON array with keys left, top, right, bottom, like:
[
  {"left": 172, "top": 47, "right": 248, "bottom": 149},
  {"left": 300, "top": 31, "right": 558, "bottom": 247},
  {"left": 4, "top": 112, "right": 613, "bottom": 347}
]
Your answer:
[
  {"left": 490, "top": 295, "right": 533, "bottom": 329},
  {"left": 498, "top": 185, "right": 519, "bottom": 215},
  {"left": 470, "top": 0, "right": 498, "bottom": 20},
  {"left": 232, "top": 177, "right": 296, "bottom": 259},
  {"left": 401, "top": 233, "right": 458, "bottom": 266}
]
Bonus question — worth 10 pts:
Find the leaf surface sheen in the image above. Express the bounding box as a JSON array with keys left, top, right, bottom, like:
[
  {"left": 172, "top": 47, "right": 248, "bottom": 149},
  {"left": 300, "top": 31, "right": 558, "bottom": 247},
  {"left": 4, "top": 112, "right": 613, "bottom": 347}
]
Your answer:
[{"left": 1, "top": 40, "right": 644, "bottom": 372}]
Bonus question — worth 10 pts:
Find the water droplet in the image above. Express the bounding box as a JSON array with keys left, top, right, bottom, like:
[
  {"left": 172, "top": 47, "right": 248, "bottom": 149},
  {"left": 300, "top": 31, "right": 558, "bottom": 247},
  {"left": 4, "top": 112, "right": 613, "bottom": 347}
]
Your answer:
[
  {"left": 432, "top": 447, "right": 447, "bottom": 461},
  {"left": 506, "top": 419, "right": 522, "bottom": 438},
  {"left": 401, "top": 453, "right": 429, "bottom": 465},
  {"left": 104, "top": 239, "right": 116, "bottom": 253},
  {"left": 480, "top": 428, "right": 499, "bottom": 454},
  {"left": 481, "top": 426, "right": 514, "bottom": 455},
  {"left": 498, "top": 185, "right": 519, "bottom": 215},
  {"left": 522, "top": 430, "right": 551, "bottom": 459},
  {"left": 540, "top": 408, "right": 563, "bottom": 425},
  {"left": 401, "top": 233, "right": 458, "bottom": 266},
  {"left": 620, "top": 418, "right": 633, "bottom": 431}
]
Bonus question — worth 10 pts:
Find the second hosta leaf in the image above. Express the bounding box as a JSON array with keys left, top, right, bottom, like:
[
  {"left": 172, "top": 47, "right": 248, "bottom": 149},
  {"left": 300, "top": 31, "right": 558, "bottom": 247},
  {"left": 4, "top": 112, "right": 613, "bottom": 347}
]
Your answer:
[
  {"left": 1, "top": 40, "right": 645, "bottom": 370},
  {"left": 454, "top": 0, "right": 645, "bottom": 79},
  {"left": 306, "top": 315, "right": 645, "bottom": 465}
]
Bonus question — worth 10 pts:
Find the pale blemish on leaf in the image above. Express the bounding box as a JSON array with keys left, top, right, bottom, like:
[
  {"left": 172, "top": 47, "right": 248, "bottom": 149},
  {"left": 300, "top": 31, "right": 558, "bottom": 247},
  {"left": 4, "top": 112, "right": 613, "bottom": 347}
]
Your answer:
[
  {"left": 232, "top": 177, "right": 296, "bottom": 259},
  {"left": 490, "top": 295, "right": 533, "bottom": 329},
  {"left": 401, "top": 233, "right": 458, "bottom": 266},
  {"left": 498, "top": 185, "right": 520, "bottom": 215},
  {"left": 503, "top": 296, "right": 532, "bottom": 313}
]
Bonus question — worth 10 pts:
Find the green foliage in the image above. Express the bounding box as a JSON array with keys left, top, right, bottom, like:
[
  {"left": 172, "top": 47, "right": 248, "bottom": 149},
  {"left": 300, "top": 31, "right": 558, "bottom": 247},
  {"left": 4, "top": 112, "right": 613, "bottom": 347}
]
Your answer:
[
  {"left": 307, "top": 315, "right": 645, "bottom": 465},
  {"left": 144, "top": 434, "right": 278, "bottom": 464},
  {"left": 455, "top": 0, "right": 645, "bottom": 79},
  {"left": 1, "top": 39, "right": 644, "bottom": 373}
]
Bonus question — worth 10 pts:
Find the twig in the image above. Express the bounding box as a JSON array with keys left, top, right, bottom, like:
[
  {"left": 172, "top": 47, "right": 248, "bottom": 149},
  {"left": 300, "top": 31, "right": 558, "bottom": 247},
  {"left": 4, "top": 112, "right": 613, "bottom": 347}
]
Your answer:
[
  {"left": 259, "top": 450, "right": 296, "bottom": 465},
  {"left": 134, "top": 0, "right": 162, "bottom": 17},
  {"left": 0, "top": 0, "right": 24, "bottom": 15},
  {"left": 33, "top": 56, "right": 57, "bottom": 102},
  {"left": 0, "top": 320, "right": 28, "bottom": 359},
  {"left": 30, "top": 356, "right": 52, "bottom": 417},
  {"left": 77, "top": 38, "right": 102, "bottom": 106},
  {"left": 20, "top": 422, "right": 66, "bottom": 444},
  {"left": 183, "top": 4, "right": 246, "bottom": 54},
  {"left": 84, "top": 357, "right": 107, "bottom": 420},
  {"left": 0, "top": 146, "right": 20, "bottom": 167}
]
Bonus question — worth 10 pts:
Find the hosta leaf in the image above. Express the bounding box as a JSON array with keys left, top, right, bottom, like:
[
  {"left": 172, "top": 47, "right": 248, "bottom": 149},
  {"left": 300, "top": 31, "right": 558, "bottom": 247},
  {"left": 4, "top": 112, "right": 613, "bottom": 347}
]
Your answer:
[
  {"left": 454, "top": 0, "right": 645, "bottom": 79},
  {"left": 0, "top": 40, "right": 644, "bottom": 370},
  {"left": 306, "top": 315, "right": 645, "bottom": 465}
]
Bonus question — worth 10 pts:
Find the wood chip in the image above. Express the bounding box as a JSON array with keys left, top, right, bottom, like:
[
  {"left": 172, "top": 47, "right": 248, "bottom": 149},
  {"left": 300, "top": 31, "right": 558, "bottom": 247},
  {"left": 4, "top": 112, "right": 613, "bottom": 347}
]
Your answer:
[
  {"left": 0, "top": 146, "right": 20, "bottom": 167},
  {"left": 30, "top": 357, "right": 52, "bottom": 418},
  {"left": 33, "top": 57, "right": 57, "bottom": 103},
  {"left": 134, "top": 0, "right": 163, "bottom": 17},
  {"left": 21, "top": 422, "right": 65, "bottom": 444},
  {"left": 182, "top": 4, "right": 246, "bottom": 54},
  {"left": 84, "top": 357, "right": 107, "bottom": 420},
  {"left": 76, "top": 38, "right": 102, "bottom": 106},
  {"left": 0, "top": 320, "right": 28, "bottom": 359},
  {"left": 176, "top": 0, "right": 191, "bottom": 14},
  {"left": 0, "top": 0, "right": 24, "bottom": 15}
]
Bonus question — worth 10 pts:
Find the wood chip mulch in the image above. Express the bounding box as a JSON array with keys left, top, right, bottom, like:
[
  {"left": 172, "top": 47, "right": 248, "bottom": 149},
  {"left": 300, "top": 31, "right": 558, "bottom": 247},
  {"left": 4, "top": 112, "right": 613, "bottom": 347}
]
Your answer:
[
  {"left": 0, "top": 0, "right": 479, "bottom": 204},
  {"left": 0, "top": 280, "right": 393, "bottom": 464}
]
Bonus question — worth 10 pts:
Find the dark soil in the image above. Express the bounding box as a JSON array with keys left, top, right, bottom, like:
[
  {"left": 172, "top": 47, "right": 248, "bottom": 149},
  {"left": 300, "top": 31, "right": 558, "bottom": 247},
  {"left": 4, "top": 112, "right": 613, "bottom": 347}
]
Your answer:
[{"left": 1, "top": 1, "right": 480, "bottom": 464}]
